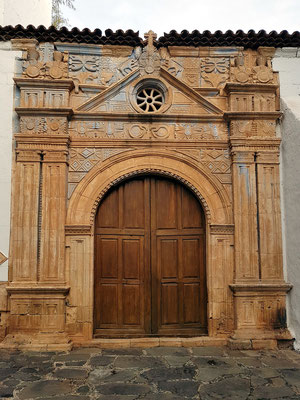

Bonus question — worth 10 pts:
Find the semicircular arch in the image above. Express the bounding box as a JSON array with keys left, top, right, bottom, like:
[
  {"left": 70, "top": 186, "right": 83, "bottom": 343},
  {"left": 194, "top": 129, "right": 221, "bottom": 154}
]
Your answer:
[{"left": 66, "top": 148, "right": 232, "bottom": 226}]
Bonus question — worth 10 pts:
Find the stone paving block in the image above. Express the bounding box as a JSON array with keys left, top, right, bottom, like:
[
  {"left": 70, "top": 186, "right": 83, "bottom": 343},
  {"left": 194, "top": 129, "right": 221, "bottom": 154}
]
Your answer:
[
  {"left": 90, "top": 355, "right": 116, "bottom": 367},
  {"left": 102, "top": 348, "right": 143, "bottom": 356},
  {"left": 42, "top": 397, "right": 90, "bottom": 400},
  {"left": 96, "top": 383, "right": 151, "bottom": 396},
  {"left": 53, "top": 368, "right": 88, "bottom": 379},
  {"left": 251, "top": 385, "right": 295, "bottom": 399},
  {"left": 196, "top": 366, "right": 242, "bottom": 382},
  {"left": 54, "top": 353, "right": 91, "bottom": 362},
  {"left": 145, "top": 346, "right": 190, "bottom": 356},
  {"left": 141, "top": 365, "right": 196, "bottom": 381},
  {"left": 235, "top": 357, "right": 263, "bottom": 367},
  {"left": 198, "top": 377, "right": 250, "bottom": 399},
  {"left": 96, "top": 396, "right": 137, "bottom": 400},
  {"left": 191, "top": 356, "right": 234, "bottom": 368},
  {"left": 164, "top": 355, "right": 191, "bottom": 366},
  {"left": 157, "top": 380, "right": 199, "bottom": 397},
  {"left": 192, "top": 346, "right": 225, "bottom": 357},
  {"left": 88, "top": 367, "right": 114, "bottom": 383},
  {"left": 18, "top": 380, "right": 73, "bottom": 399},
  {"left": 261, "top": 356, "right": 297, "bottom": 369},
  {"left": 142, "top": 394, "right": 182, "bottom": 400},
  {"left": 280, "top": 368, "right": 300, "bottom": 388},
  {"left": 114, "top": 355, "right": 165, "bottom": 369},
  {"left": 0, "top": 385, "right": 15, "bottom": 398}
]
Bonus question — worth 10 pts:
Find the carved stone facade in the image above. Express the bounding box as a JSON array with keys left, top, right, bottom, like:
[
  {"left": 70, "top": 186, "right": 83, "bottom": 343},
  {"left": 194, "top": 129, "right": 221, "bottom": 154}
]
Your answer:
[{"left": 0, "top": 31, "right": 293, "bottom": 350}]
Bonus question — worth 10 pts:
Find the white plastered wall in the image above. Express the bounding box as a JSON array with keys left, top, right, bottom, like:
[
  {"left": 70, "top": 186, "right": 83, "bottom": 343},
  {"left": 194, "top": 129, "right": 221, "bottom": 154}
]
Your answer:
[
  {"left": 273, "top": 48, "right": 300, "bottom": 350},
  {"left": 0, "top": 0, "right": 51, "bottom": 281},
  {"left": 0, "top": 0, "right": 52, "bottom": 27},
  {"left": 0, "top": 42, "right": 21, "bottom": 281}
]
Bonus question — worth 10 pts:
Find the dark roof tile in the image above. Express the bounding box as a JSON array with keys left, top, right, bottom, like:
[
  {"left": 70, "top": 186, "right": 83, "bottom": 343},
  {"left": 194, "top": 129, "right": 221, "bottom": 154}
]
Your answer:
[{"left": 0, "top": 25, "right": 299, "bottom": 48}]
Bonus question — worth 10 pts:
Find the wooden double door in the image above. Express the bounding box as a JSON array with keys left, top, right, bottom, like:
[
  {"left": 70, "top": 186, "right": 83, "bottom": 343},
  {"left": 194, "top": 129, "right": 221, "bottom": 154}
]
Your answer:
[{"left": 94, "top": 176, "right": 207, "bottom": 337}]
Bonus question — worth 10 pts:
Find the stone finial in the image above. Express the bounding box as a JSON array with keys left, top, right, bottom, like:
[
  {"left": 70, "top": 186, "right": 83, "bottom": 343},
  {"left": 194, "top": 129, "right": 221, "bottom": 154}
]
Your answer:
[{"left": 144, "top": 30, "right": 157, "bottom": 52}]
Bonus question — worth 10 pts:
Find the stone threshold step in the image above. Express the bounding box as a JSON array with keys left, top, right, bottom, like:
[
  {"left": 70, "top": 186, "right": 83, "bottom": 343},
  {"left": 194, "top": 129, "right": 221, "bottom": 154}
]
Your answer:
[{"left": 73, "top": 336, "right": 228, "bottom": 349}]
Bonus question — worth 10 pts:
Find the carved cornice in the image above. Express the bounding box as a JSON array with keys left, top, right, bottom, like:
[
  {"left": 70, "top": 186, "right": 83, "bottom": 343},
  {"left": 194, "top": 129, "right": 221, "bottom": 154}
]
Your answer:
[
  {"left": 210, "top": 224, "right": 234, "bottom": 235},
  {"left": 15, "top": 107, "right": 73, "bottom": 118},
  {"left": 225, "top": 111, "right": 281, "bottom": 121},
  {"left": 70, "top": 138, "right": 229, "bottom": 148},
  {"left": 230, "top": 283, "right": 292, "bottom": 295},
  {"left": 72, "top": 112, "right": 224, "bottom": 123},
  {"left": 65, "top": 225, "right": 92, "bottom": 236},
  {"left": 14, "top": 78, "right": 74, "bottom": 90},
  {"left": 224, "top": 83, "right": 278, "bottom": 93}
]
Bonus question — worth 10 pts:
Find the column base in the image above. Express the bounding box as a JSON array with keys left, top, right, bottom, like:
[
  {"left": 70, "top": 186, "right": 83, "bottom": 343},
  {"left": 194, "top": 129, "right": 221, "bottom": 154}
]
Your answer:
[{"left": 0, "top": 332, "right": 72, "bottom": 351}]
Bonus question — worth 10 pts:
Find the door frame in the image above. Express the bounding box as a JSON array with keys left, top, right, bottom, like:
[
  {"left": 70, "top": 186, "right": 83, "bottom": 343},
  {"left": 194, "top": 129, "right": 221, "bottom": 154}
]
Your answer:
[{"left": 65, "top": 149, "right": 234, "bottom": 341}]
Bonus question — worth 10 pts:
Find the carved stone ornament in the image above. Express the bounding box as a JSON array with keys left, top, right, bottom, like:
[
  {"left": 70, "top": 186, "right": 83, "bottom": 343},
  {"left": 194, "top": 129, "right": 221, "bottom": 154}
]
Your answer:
[
  {"left": 45, "top": 51, "right": 68, "bottom": 80},
  {"left": 23, "top": 48, "right": 45, "bottom": 78}
]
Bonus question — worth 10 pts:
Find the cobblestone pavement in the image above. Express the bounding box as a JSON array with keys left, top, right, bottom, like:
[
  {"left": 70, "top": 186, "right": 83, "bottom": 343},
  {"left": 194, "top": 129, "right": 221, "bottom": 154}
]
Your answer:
[{"left": 0, "top": 346, "right": 300, "bottom": 399}]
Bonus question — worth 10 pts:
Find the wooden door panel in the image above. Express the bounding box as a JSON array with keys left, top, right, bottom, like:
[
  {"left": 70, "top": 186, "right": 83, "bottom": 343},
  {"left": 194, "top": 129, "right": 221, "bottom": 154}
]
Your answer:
[
  {"left": 182, "top": 238, "right": 201, "bottom": 278},
  {"left": 159, "top": 238, "right": 178, "bottom": 279},
  {"left": 181, "top": 187, "right": 204, "bottom": 228},
  {"left": 98, "top": 284, "right": 118, "bottom": 325},
  {"left": 154, "top": 179, "right": 178, "bottom": 229},
  {"left": 98, "top": 237, "right": 118, "bottom": 279},
  {"left": 95, "top": 176, "right": 207, "bottom": 337},
  {"left": 122, "top": 284, "right": 142, "bottom": 325},
  {"left": 95, "top": 188, "right": 119, "bottom": 228},
  {"left": 122, "top": 239, "right": 141, "bottom": 280},
  {"left": 123, "top": 179, "right": 146, "bottom": 229},
  {"left": 183, "top": 283, "right": 201, "bottom": 323},
  {"left": 161, "top": 284, "right": 179, "bottom": 324}
]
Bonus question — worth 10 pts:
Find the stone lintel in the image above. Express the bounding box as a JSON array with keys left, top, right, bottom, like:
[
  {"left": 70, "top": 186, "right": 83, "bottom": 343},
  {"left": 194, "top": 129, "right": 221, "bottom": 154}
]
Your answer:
[
  {"left": 224, "top": 82, "right": 278, "bottom": 93},
  {"left": 225, "top": 111, "right": 281, "bottom": 120},
  {"left": 15, "top": 107, "right": 73, "bottom": 118}
]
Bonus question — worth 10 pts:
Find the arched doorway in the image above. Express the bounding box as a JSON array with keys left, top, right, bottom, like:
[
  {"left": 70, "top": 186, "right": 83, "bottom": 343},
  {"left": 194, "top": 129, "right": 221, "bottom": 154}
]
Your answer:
[{"left": 94, "top": 175, "right": 207, "bottom": 337}]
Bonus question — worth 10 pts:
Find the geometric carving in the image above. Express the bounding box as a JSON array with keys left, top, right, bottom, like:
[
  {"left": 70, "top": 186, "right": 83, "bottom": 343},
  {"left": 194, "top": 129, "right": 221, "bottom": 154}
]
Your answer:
[
  {"left": 0, "top": 252, "right": 8, "bottom": 265},
  {"left": 201, "top": 57, "right": 229, "bottom": 88},
  {"left": 20, "top": 117, "right": 68, "bottom": 135}
]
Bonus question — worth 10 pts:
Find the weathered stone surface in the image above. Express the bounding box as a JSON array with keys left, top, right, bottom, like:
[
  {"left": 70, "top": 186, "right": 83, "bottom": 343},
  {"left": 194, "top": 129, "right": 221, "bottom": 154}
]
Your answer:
[
  {"left": 102, "top": 348, "right": 143, "bottom": 356},
  {"left": 145, "top": 347, "right": 190, "bottom": 356},
  {"left": 192, "top": 346, "right": 225, "bottom": 357},
  {"left": 113, "top": 356, "right": 164, "bottom": 369},
  {"left": 90, "top": 355, "right": 116, "bottom": 367},
  {"left": 157, "top": 380, "right": 199, "bottom": 397},
  {"left": 280, "top": 368, "right": 300, "bottom": 387},
  {"left": 0, "top": 385, "right": 15, "bottom": 398},
  {"left": 18, "top": 380, "right": 73, "bottom": 399},
  {"left": 96, "top": 383, "right": 151, "bottom": 396},
  {"left": 198, "top": 377, "right": 250, "bottom": 399},
  {"left": 164, "top": 355, "right": 191, "bottom": 366},
  {"left": 252, "top": 385, "right": 295, "bottom": 399},
  {"left": 53, "top": 368, "right": 88, "bottom": 379},
  {"left": 142, "top": 366, "right": 196, "bottom": 382}
]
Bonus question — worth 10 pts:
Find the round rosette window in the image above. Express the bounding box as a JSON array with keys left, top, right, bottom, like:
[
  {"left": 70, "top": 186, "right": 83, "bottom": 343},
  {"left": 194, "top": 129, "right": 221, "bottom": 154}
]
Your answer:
[
  {"left": 130, "top": 78, "right": 171, "bottom": 114},
  {"left": 136, "top": 87, "right": 164, "bottom": 112}
]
